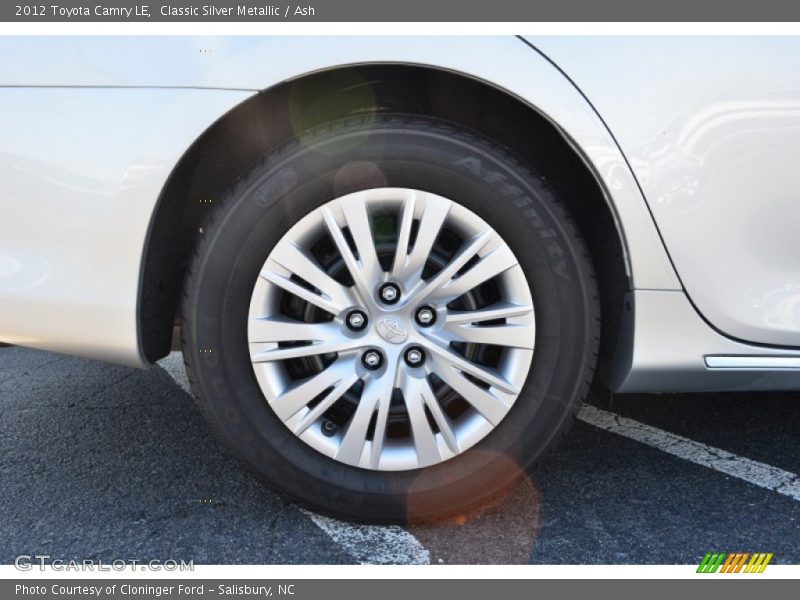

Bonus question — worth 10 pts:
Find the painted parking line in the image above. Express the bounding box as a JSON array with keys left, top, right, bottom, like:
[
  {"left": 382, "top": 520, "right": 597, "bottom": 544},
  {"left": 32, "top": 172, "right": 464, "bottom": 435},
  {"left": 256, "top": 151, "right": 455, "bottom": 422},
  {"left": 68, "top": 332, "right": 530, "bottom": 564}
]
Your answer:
[
  {"left": 157, "top": 351, "right": 193, "bottom": 394},
  {"left": 578, "top": 404, "right": 800, "bottom": 502},
  {"left": 156, "top": 351, "right": 430, "bottom": 565},
  {"left": 301, "top": 510, "right": 430, "bottom": 565}
]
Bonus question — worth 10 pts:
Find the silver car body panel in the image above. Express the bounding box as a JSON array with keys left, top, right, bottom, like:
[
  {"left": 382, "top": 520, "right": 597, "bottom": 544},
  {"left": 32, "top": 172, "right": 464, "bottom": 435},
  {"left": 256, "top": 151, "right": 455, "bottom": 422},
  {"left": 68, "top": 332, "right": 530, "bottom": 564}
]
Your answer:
[
  {"left": 0, "top": 36, "right": 798, "bottom": 391},
  {"left": 612, "top": 290, "right": 800, "bottom": 392},
  {"left": 0, "top": 87, "right": 249, "bottom": 364},
  {"left": 531, "top": 36, "right": 800, "bottom": 349}
]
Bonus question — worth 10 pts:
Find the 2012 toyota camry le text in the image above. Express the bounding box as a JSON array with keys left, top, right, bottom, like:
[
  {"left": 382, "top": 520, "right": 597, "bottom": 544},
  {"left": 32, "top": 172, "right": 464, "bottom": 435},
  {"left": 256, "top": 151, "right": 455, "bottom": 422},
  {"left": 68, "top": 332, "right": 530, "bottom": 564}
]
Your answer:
[{"left": 2, "top": 36, "right": 799, "bottom": 522}]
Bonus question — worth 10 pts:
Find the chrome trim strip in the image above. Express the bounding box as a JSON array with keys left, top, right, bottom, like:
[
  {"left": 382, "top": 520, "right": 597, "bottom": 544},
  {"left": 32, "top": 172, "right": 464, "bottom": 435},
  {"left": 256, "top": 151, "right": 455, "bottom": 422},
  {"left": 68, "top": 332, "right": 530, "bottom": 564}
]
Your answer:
[{"left": 705, "top": 356, "right": 800, "bottom": 369}]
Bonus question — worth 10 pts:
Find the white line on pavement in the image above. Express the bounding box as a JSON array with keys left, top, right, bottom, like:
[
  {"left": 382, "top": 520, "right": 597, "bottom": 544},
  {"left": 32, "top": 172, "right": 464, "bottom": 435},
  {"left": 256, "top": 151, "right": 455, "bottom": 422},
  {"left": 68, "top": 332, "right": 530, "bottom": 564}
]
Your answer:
[
  {"left": 157, "top": 351, "right": 431, "bottom": 565},
  {"left": 578, "top": 404, "right": 800, "bottom": 502},
  {"left": 157, "top": 351, "right": 193, "bottom": 394},
  {"left": 301, "top": 510, "right": 430, "bottom": 565}
]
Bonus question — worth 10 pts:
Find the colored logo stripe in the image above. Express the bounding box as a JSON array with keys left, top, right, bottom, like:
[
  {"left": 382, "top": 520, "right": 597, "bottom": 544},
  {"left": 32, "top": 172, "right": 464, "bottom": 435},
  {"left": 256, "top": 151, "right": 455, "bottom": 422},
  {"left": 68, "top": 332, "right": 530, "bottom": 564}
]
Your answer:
[
  {"left": 697, "top": 552, "right": 773, "bottom": 573},
  {"left": 721, "top": 553, "right": 748, "bottom": 573},
  {"left": 744, "top": 553, "right": 773, "bottom": 573},
  {"left": 697, "top": 553, "right": 725, "bottom": 573}
]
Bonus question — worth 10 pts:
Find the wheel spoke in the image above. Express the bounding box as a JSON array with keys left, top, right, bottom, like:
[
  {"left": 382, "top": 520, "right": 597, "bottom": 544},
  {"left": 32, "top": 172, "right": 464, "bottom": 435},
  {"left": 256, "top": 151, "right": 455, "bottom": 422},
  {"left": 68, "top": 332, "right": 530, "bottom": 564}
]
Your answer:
[
  {"left": 259, "top": 268, "right": 343, "bottom": 315},
  {"left": 429, "top": 244, "right": 518, "bottom": 303},
  {"left": 291, "top": 369, "right": 360, "bottom": 435},
  {"left": 336, "top": 368, "right": 395, "bottom": 467},
  {"left": 401, "top": 373, "right": 444, "bottom": 466},
  {"left": 430, "top": 354, "right": 513, "bottom": 426},
  {"left": 418, "top": 376, "right": 460, "bottom": 455},
  {"left": 410, "top": 229, "right": 493, "bottom": 304},
  {"left": 426, "top": 342, "right": 519, "bottom": 395},
  {"left": 446, "top": 302, "right": 533, "bottom": 324},
  {"left": 444, "top": 322, "right": 535, "bottom": 349},
  {"left": 321, "top": 197, "right": 382, "bottom": 303},
  {"left": 272, "top": 358, "right": 356, "bottom": 422},
  {"left": 249, "top": 316, "right": 336, "bottom": 344},
  {"left": 265, "top": 238, "right": 355, "bottom": 314},
  {"left": 391, "top": 191, "right": 416, "bottom": 277},
  {"left": 369, "top": 380, "right": 393, "bottom": 469},
  {"left": 392, "top": 191, "right": 450, "bottom": 284},
  {"left": 249, "top": 317, "right": 362, "bottom": 362}
]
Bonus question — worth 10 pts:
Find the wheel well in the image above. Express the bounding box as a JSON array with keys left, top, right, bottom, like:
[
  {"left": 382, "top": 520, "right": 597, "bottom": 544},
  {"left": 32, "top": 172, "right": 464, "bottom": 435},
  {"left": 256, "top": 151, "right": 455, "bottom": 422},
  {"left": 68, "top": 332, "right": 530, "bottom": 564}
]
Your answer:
[{"left": 139, "top": 64, "right": 630, "bottom": 376}]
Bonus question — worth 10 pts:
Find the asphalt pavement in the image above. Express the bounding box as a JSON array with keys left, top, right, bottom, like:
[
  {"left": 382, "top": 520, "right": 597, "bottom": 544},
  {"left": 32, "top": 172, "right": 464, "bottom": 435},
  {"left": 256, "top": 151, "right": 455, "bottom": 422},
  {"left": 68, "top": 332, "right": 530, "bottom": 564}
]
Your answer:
[{"left": 1, "top": 345, "right": 798, "bottom": 565}]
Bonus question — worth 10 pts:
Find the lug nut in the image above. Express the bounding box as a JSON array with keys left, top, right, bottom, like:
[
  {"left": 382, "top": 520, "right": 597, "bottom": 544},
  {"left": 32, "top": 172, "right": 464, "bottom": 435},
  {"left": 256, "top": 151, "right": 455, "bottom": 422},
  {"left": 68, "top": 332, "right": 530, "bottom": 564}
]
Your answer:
[
  {"left": 415, "top": 306, "right": 436, "bottom": 327},
  {"left": 346, "top": 309, "right": 368, "bottom": 331},
  {"left": 404, "top": 346, "right": 425, "bottom": 367},
  {"left": 378, "top": 282, "right": 401, "bottom": 304},
  {"left": 362, "top": 350, "right": 383, "bottom": 370},
  {"left": 322, "top": 420, "right": 338, "bottom": 437}
]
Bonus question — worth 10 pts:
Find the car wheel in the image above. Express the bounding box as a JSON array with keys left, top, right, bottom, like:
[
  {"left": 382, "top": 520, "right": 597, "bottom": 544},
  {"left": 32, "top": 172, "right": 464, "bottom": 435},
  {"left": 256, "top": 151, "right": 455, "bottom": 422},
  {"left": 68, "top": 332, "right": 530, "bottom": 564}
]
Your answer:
[{"left": 181, "top": 114, "right": 599, "bottom": 523}]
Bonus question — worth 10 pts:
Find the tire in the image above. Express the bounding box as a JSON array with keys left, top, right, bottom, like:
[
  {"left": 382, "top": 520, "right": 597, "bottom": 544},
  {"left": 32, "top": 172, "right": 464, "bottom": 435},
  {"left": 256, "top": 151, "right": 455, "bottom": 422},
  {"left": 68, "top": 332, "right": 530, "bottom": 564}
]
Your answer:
[{"left": 181, "top": 114, "right": 599, "bottom": 523}]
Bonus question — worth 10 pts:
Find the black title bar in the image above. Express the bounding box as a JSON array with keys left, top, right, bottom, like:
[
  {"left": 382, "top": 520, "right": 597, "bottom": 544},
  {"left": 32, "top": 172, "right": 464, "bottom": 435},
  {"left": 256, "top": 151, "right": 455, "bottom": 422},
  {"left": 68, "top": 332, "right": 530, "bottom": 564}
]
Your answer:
[{"left": 5, "top": 0, "right": 800, "bottom": 22}]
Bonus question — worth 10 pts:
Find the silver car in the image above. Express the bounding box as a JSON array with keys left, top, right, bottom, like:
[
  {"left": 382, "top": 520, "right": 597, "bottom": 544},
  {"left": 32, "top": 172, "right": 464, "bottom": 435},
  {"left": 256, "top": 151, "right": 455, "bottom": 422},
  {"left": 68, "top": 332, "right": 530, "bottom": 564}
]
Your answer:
[{"left": 1, "top": 36, "right": 799, "bottom": 522}]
